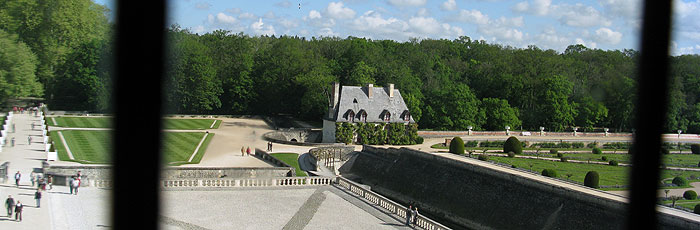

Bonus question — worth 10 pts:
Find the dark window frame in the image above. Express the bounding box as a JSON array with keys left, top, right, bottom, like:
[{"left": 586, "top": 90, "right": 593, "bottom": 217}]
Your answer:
[{"left": 110, "top": 1, "right": 671, "bottom": 229}]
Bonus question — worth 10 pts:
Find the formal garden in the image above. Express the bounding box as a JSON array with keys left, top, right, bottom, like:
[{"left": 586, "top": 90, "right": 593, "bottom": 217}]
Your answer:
[
  {"left": 45, "top": 116, "right": 219, "bottom": 165},
  {"left": 443, "top": 136, "right": 700, "bottom": 213}
]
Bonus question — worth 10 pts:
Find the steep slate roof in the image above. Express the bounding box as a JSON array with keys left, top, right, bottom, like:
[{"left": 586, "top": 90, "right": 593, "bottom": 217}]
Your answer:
[{"left": 332, "top": 86, "right": 415, "bottom": 123}]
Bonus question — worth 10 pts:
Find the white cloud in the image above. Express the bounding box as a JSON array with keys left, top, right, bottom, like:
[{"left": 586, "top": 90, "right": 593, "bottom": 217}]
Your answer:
[
  {"left": 673, "top": 0, "right": 700, "bottom": 42},
  {"left": 239, "top": 12, "right": 256, "bottom": 20},
  {"left": 225, "top": 8, "right": 241, "bottom": 14},
  {"left": 575, "top": 38, "right": 597, "bottom": 49},
  {"left": 326, "top": 2, "right": 356, "bottom": 19},
  {"left": 195, "top": 2, "right": 211, "bottom": 10},
  {"left": 594, "top": 27, "right": 622, "bottom": 44},
  {"left": 455, "top": 9, "right": 490, "bottom": 25},
  {"left": 216, "top": 12, "right": 237, "bottom": 24},
  {"left": 441, "top": 0, "right": 457, "bottom": 11},
  {"left": 599, "top": 0, "right": 641, "bottom": 27},
  {"left": 318, "top": 28, "right": 339, "bottom": 37},
  {"left": 193, "top": 25, "right": 205, "bottom": 34},
  {"left": 278, "top": 18, "right": 298, "bottom": 29},
  {"left": 351, "top": 11, "right": 409, "bottom": 39},
  {"left": 308, "top": 10, "right": 322, "bottom": 20},
  {"left": 387, "top": 0, "right": 427, "bottom": 7},
  {"left": 417, "top": 8, "right": 430, "bottom": 17},
  {"left": 515, "top": 1, "right": 611, "bottom": 28},
  {"left": 251, "top": 18, "right": 275, "bottom": 36},
  {"left": 408, "top": 17, "right": 442, "bottom": 35}
]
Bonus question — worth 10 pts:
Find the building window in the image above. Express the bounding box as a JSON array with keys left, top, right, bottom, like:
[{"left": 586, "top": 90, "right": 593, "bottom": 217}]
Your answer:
[
  {"left": 347, "top": 110, "right": 355, "bottom": 122},
  {"left": 358, "top": 110, "right": 367, "bottom": 122},
  {"left": 403, "top": 111, "right": 410, "bottom": 122},
  {"left": 384, "top": 111, "right": 391, "bottom": 122}
]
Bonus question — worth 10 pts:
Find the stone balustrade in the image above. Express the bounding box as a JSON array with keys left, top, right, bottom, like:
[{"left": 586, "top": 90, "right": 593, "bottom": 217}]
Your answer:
[
  {"left": 336, "top": 176, "right": 451, "bottom": 230},
  {"left": 161, "top": 176, "right": 335, "bottom": 190}
]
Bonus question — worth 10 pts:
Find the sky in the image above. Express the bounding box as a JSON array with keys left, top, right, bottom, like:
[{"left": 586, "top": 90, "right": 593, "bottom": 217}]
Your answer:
[{"left": 95, "top": 0, "right": 700, "bottom": 55}]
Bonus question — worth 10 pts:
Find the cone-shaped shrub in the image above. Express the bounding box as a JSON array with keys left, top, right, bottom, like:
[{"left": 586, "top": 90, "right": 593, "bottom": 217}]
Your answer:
[
  {"left": 584, "top": 171, "right": 600, "bottom": 188},
  {"left": 449, "top": 137, "right": 464, "bottom": 155},
  {"left": 672, "top": 176, "right": 688, "bottom": 186},
  {"left": 592, "top": 147, "right": 602, "bottom": 154},
  {"left": 504, "top": 136, "right": 522, "bottom": 155},
  {"left": 683, "top": 190, "right": 697, "bottom": 200}
]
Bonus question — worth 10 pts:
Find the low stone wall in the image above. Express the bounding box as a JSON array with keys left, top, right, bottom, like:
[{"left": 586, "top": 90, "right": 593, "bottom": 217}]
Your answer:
[
  {"left": 42, "top": 162, "right": 112, "bottom": 187},
  {"left": 308, "top": 146, "right": 355, "bottom": 162},
  {"left": 263, "top": 129, "right": 345, "bottom": 146},
  {"left": 0, "top": 162, "right": 8, "bottom": 183},
  {"left": 161, "top": 166, "right": 293, "bottom": 179},
  {"left": 342, "top": 146, "right": 700, "bottom": 230}
]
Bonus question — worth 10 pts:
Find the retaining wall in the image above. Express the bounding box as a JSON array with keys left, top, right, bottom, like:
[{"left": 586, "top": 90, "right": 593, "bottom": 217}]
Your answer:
[{"left": 341, "top": 146, "right": 700, "bottom": 230}]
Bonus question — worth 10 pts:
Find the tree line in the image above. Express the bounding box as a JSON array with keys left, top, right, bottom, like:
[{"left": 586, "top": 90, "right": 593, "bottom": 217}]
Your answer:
[{"left": 1, "top": 0, "right": 699, "bottom": 133}]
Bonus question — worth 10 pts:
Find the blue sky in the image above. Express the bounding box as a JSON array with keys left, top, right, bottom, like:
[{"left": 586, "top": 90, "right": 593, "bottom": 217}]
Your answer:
[{"left": 95, "top": 0, "right": 700, "bottom": 55}]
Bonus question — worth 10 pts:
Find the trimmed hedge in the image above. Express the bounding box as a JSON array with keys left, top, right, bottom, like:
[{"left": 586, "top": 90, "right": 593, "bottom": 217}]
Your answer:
[
  {"left": 609, "top": 160, "right": 618, "bottom": 166},
  {"left": 601, "top": 156, "right": 608, "bottom": 161},
  {"left": 672, "top": 176, "right": 689, "bottom": 186},
  {"left": 592, "top": 148, "right": 602, "bottom": 154},
  {"left": 478, "top": 154, "right": 489, "bottom": 161},
  {"left": 449, "top": 137, "right": 465, "bottom": 155},
  {"left": 695, "top": 204, "right": 700, "bottom": 214},
  {"left": 683, "top": 190, "right": 698, "bottom": 200},
  {"left": 541, "top": 169, "right": 557, "bottom": 178},
  {"left": 584, "top": 171, "right": 600, "bottom": 188},
  {"left": 504, "top": 136, "right": 522, "bottom": 155},
  {"left": 560, "top": 157, "right": 568, "bottom": 162},
  {"left": 692, "top": 144, "right": 700, "bottom": 154},
  {"left": 550, "top": 149, "right": 558, "bottom": 155},
  {"left": 507, "top": 152, "right": 515, "bottom": 158}
]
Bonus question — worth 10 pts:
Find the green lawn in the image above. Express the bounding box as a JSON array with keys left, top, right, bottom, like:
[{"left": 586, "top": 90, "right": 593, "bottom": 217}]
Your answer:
[
  {"left": 47, "top": 116, "right": 221, "bottom": 130},
  {"left": 49, "top": 130, "right": 213, "bottom": 165},
  {"left": 48, "top": 116, "right": 111, "bottom": 128},
  {"left": 270, "top": 153, "right": 307, "bottom": 176},
  {"left": 480, "top": 155, "right": 700, "bottom": 190}
]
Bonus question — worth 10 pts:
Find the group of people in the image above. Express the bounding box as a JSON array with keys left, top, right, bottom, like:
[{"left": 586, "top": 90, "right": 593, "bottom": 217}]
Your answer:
[
  {"left": 240, "top": 146, "right": 252, "bottom": 156},
  {"left": 405, "top": 204, "right": 420, "bottom": 227},
  {"left": 5, "top": 195, "right": 23, "bottom": 221},
  {"left": 69, "top": 171, "right": 82, "bottom": 195},
  {"left": 12, "top": 105, "right": 41, "bottom": 116},
  {"left": 266, "top": 141, "right": 273, "bottom": 152}
]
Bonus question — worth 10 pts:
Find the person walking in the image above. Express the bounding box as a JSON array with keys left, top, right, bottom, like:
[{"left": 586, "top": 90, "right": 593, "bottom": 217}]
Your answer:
[
  {"left": 246, "top": 147, "right": 251, "bottom": 156},
  {"left": 412, "top": 207, "right": 419, "bottom": 226},
  {"left": 71, "top": 177, "right": 80, "bottom": 195},
  {"left": 77, "top": 171, "right": 82, "bottom": 187},
  {"left": 47, "top": 175, "right": 53, "bottom": 190},
  {"left": 34, "top": 190, "right": 42, "bottom": 208},
  {"left": 28, "top": 135, "right": 32, "bottom": 145},
  {"left": 269, "top": 142, "right": 273, "bottom": 152},
  {"left": 14, "top": 171, "right": 21, "bottom": 187},
  {"left": 5, "top": 195, "right": 15, "bottom": 217},
  {"left": 38, "top": 176, "right": 46, "bottom": 190},
  {"left": 30, "top": 171, "right": 37, "bottom": 187},
  {"left": 241, "top": 146, "right": 245, "bottom": 156},
  {"left": 14, "top": 201, "right": 23, "bottom": 221},
  {"left": 11, "top": 137, "right": 15, "bottom": 147},
  {"left": 69, "top": 176, "right": 75, "bottom": 195},
  {"left": 405, "top": 205, "right": 413, "bottom": 226}
]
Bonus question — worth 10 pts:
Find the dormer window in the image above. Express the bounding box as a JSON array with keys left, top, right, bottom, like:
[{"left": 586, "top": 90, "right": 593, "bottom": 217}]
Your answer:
[
  {"left": 402, "top": 110, "right": 410, "bottom": 122},
  {"left": 384, "top": 111, "right": 391, "bottom": 122},
  {"left": 347, "top": 110, "right": 355, "bottom": 122},
  {"left": 358, "top": 110, "right": 367, "bottom": 122}
]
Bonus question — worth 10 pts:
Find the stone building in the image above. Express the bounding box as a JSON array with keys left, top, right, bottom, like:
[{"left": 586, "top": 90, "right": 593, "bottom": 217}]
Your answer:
[{"left": 322, "top": 82, "right": 415, "bottom": 143}]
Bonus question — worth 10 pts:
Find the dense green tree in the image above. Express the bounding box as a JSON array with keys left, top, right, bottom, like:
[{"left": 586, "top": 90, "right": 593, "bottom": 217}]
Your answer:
[
  {"left": 0, "top": 29, "right": 43, "bottom": 104},
  {"left": 51, "top": 39, "right": 110, "bottom": 111},
  {"left": 166, "top": 30, "right": 222, "bottom": 114},
  {"left": 481, "top": 98, "right": 521, "bottom": 131}
]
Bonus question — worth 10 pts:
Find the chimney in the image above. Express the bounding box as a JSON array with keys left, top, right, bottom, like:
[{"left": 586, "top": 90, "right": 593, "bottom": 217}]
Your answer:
[
  {"left": 366, "top": 83, "right": 373, "bottom": 98},
  {"left": 329, "top": 82, "right": 340, "bottom": 118},
  {"left": 388, "top": 83, "right": 394, "bottom": 98}
]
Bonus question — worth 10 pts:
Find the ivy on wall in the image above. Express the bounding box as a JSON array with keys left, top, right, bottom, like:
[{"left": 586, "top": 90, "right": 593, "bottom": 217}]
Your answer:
[{"left": 336, "top": 122, "right": 422, "bottom": 145}]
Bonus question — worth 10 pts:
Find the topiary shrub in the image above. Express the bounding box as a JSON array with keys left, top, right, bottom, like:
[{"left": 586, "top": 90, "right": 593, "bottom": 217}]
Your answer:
[
  {"left": 507, "top": 151, "right": 515, "bottom": 158},
  {"left": 683, "top": 190, "right": 698, "bottom": 200},
  {"left": 542, "top": 169, "right": 557, "bottom": 178},
  {"left": 592, "top": 147, "right": 602, "bottom": 154},
  {"left": 449, "top": 137, "right": 465, "bottom": 155},
  {"left": 556, "top": 152, "right": 564, "bottom": 158},
  {"left": 478, "top": 154, "right": 489, "bottom": 161},
  {"left": 602, "top": 156, "right": 608, "bottom": 161},
  {"left": 550, "top": 149, "right": 558, "bottom": 155},
  {"left": 504, "top": 136, "right": 522, "bottom": 155},
  {"left": 560, "top": 157, "right": 568, "bottom": 162},
  {"left": 672, "top": 176, "right": 689, "bottom": 186},
  {"left": 609, "top": 160, "right": 618, "bottom": 166},
  {"left": 584, "top": 171, "right": 600, "bottom": 188},
  {"left": 692, "top": 144, "right": 700, "bottom": 155},
  {"left": 695, "top": 204, "right": 700, "bottom": 214}
]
